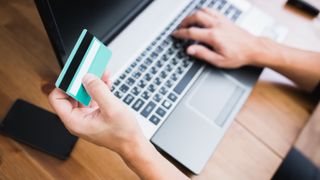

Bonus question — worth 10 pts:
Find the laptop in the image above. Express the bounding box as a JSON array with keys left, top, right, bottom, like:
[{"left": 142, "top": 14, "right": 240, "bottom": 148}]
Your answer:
[{"left": 35, "top": 0, "right": 287, "bottom": 174}]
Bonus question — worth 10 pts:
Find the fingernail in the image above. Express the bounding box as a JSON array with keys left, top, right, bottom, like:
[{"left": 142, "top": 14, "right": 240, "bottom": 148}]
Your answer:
[
  {"left": 82, "top": 73, "right": 96, "bottom": 85},
  {"left": 187, "top": 47, "right": 196, "bottom": 55},
  {"left": 172, "top": 30, "right": 178, "bottom": 35}
]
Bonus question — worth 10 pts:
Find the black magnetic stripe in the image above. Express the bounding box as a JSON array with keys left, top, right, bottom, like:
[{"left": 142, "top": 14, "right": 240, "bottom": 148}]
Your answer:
[{"left": 59, "top": 32, "right": 94, "bottom": 91}]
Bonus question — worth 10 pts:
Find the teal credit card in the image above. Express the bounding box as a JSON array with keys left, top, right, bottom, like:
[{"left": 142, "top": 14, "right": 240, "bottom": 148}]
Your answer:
[{"left": 55, "top": 29, "right": 112, "bottom": 106}]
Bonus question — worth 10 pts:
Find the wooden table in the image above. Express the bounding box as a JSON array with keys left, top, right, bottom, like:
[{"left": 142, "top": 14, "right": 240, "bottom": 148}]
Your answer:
[{"left": 0, "top": 0, "right": 319, "bottom": 179}]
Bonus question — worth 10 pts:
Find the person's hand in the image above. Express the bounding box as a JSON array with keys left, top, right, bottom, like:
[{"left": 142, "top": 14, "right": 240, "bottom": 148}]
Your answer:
[
  {"left": 172, "top": 8, "right": 262, "bottom": 68},
  {"left": 49, "top": 72, "right": 145, "bottom": 155}
]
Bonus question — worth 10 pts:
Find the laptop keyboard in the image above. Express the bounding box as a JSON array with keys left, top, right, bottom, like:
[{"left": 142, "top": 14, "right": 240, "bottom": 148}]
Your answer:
[{"left": 111, "top": 0, "right": 243, "bottom": 127}]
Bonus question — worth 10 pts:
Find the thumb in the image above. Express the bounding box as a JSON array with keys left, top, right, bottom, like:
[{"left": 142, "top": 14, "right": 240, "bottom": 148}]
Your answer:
[
  {"left": 187, "top": 44, "right": 225, "bottom": 67},
  {"left": 82, "top": 73, "right": 114, "bottom": 109}
]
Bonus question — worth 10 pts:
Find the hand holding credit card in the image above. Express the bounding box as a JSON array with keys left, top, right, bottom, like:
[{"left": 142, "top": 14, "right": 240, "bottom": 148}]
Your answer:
[{"left": 55, "top": 29, "right": 112, "bottom": 106}]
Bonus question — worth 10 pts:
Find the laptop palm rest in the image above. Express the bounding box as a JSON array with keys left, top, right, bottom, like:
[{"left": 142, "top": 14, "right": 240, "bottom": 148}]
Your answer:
[
  {"left": 187, "top": 69, "right": 244, "bottom": 127},
  {"left": 151, "top": 66, "right": 245, "bottom": 174}
]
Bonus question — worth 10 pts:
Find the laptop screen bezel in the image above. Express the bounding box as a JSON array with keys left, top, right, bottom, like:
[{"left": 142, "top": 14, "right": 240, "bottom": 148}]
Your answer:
[{"left": 34, "top": 0, "right": 153, "bottom": 68}]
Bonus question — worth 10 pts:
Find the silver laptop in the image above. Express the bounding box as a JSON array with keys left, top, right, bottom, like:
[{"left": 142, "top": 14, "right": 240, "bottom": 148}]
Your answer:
[
  {"left": 36, "top": 0, "right": 287, "bottom": 174},
  {"left": 107, "top": 0, "right": 287, "bottom": 174}
]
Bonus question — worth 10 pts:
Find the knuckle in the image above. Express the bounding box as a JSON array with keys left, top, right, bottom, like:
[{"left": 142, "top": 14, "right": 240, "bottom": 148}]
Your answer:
[
  {"left": 48, "top": 91, "right": 54, "bottom": 102},
  {"left": 194, "top": 11, "right": 202, "bottom": 20},
  {"left": 208, "top": 30, "right": 216, "bottom": 38},
  {"left": 86, "top": 79, "right": 102, "bottom": 94},
  {"left": 66, "top": 124, "right": 81, "bottom": 136},
  {"left": 187, "top": 27, "right": 197, "bottom": 37},
  {"left": 104, "top": 106, "right": 121, "bottom": 118},
  {"left": 87, "top": 78, "right": 99, "bottom": 88}
]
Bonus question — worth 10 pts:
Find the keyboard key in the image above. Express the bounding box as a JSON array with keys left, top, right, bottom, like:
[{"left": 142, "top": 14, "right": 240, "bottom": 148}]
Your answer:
[
  {"left": 171, "top": 73, "right": 178, "bottom": 81},
  {"left": 126, "top": 77, "right": 136, "bottom": 86},
  {"left": 177, "top": 51, "right": 186, "bottom": 59},
  {"left": 136, "top": 56, "right": 143, "bottom": 63},
  {"left": 155, "top": 46, "right": 164, "bottom": 54},
  {"left": 224, "top": 5, "right": 233, "bottom": 16},
  {"left": 119, "top": 73, "right": 126, "bottom": 80},
  {"left": 141, "top": 50, "right": 148, "bottom": 56},
  {"left": 125, "top": 67, "right": 133, "bottom": 74},
  {"left": 154, "top": 77, "right": 162, "bottom": 86},
  {"left": 176, "top": 67, "right": 184, "bottom": 74},
  {"left": 144, "top": 58, "right": 153, "bottom": 65},
  {"left": 150, "top": 67, "right": 158, "bottom": 75},
  {"left": 218, "top": 0, "right": 227, "bottom": 10},
  {"left": 160, "top": 71, "right": 167, "bottom": 79},
  {"left": 168, "top": 93, "right": 178, "bottom": 102},
  {"left": 153, "top": 93, "right": 163, "bottom": 103},
  {"left": 174, "top": 61, "right": 202, "bottom": 95},
  {"left": 159, "top": 86, "right": 168, "bottom": 95},
  {"left": 146, "top": 46, "right": 152, "bottom": 51},
  {"left": 139, "top": 64, "right": 147, "bottom": 72},
  {"left": 151, "top": 40, "right": 157, "bottom": 46},
  {"left": 161, "top": 54, "right": 170, "bottom": 61},
  {"left": 114, "top": 91, "right": 124, "bottom": 98},
  {"left": 141, "top": 101, "right": 157, "bottom": 118},
  {"left": 123, "top": 94, "right": 135, "bottom": 105},
  {"left": 165, "top": 80, "right": 173, "bottom": 88},
  {"left": 182, "top": 59, "right": 191, "bottom": 67},
  {"left": 114, "top": 79, "right": 121, "bottom": 86},
  {"left": 144, "top": 73, "right": 153, "bottom": 81},
  {"left": 147, "top": 84, "right": 156, "bottom": 93},
  {"left": 165, "top": 64, "right": 173, "bottom": 72},
  {"left": 131, "top": 86, "right": 141, "bottom": 96},
  {"left": 130, "top": 61, "right": 138, "bottom": 68},
  {"left": 156, "top": 107, "right": 166, "bottom": 117},
  {"left": 232, "top": 11, "right": 241, "bottom": 21},
  {"left": 162, "top": 100, "right": 172, "bottom": 110},
  {"left": 173, "top": 41, "right": 182, "bottom": 49},
  {"left": 119, "top": 84, "right": 129, "bottom": 93},
  {"left": 168, "top": 47, "right": 175, "bottom": 55},
  {"left": 137, "top": 79, "right": 147, "bottom": 88},
  {"left": 149, "top": 115, "right": 161, "bottom": 125},
  {"left": 171, "top": 58, "right": 178, "bottom": 66},
  {"left": 141, "top": 91, "right": 151, "bottom": 100},
  {"left": 132, "top": 99, "right": 145, "bottom": 111},
  {"left": 132, "top": 71, "right": 142, "bottom": 79},
  {"left": 151, "top": 52, "right": 158, "bottom": 59},
  {"left": 156, "top": 61, "right": 164, "bottom": 68}
]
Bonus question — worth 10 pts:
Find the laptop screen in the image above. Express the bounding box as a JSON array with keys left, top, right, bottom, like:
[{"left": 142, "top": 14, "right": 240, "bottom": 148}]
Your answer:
[{"left": 37, "top": 0, "right": 152, "bottom": 65}]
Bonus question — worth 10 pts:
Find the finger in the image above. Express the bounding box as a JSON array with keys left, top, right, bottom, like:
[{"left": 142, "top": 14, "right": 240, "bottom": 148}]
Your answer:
[
  {"left": 101, "top": 71, "right": 112, "bottom": 89},
  {"left": 89, "top": 100, "right": 99, "bottom": 108},
  {"left": 49, "top": 88, "right": 73, "bottom": 119},
  {"left": 186, "top": 44, "right": 225, "bottom": 67},
  {"left": 179, "top": 10, "right": 214, "bottom": 28},
  {"left": 82, "top": 73, "right": 117, "bottom": 111},
  {"left": 202, "top": 8, "right": 224, "bottom": 19},
  {"left": 172, "top": 27, "right": 212, "bottom": 45}
]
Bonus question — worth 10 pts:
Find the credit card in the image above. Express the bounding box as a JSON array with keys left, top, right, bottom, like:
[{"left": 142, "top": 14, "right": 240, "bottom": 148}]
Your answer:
[{"left": 55, "top": 29, "right": 112, "bottom": 106}]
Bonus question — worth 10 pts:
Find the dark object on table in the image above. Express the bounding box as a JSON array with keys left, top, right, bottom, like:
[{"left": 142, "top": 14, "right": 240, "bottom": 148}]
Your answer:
[
  {"left": 272, "top": 148, "right": 320, "bottom": 180},
  {"left": 286, "top": 0, "right": 319, "bottom": 17},
  {"left": 0, "top": 99, "right": 78, "bottom": 160}
]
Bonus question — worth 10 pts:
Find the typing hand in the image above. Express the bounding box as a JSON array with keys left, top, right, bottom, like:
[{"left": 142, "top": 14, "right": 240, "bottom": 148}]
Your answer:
[
  {"left": 49, "top": 72, "right": 145, "bottom": 154},
  {"left": 172, "top": 8, "right": 261, "bottom": 69}
]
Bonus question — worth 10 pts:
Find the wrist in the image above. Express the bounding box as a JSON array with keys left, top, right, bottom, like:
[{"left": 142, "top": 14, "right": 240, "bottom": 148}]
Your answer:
[
  {"left": 249, "top": 37, "right": 283, "bottom": 68},
  {"left": 119, "top": 133, "right": 156, "bottom": 167},
  {"left": 119, "top": 134, "right": 163, "bottom": 179}
]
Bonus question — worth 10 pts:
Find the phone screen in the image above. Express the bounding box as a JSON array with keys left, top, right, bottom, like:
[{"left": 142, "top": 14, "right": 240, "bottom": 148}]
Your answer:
[{"left": 0, "top": 99, "right": 78, "bottom": 159}]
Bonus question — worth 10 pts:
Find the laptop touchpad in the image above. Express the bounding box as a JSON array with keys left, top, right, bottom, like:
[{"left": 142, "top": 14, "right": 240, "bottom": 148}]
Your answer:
[{"left": 187, "top": 69, "right": 244, "bottom": 127}]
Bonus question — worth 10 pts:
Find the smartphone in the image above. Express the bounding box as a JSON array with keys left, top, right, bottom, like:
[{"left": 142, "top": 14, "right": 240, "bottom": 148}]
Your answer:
[{"left": 0, "top": 99, "right": 78, "bottom": 159}]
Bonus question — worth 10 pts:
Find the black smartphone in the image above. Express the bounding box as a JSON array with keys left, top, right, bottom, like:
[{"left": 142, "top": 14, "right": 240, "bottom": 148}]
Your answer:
[{"left": 0, "top": 99, "right": 78, "bottom": 159}]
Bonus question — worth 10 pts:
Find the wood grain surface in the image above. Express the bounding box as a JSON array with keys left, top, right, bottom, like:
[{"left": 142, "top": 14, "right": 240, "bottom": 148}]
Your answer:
[{"left": 0, "top": 0, "right": 319, "bottom": 179}]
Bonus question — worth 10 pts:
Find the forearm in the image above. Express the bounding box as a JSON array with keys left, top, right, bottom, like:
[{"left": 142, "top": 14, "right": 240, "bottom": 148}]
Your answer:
[
  {"left": 119, "top": 135, "right": 189, "bottom": 180},
  {"left": 252, "top": 38, "right": 320, "bottom": 92}
]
